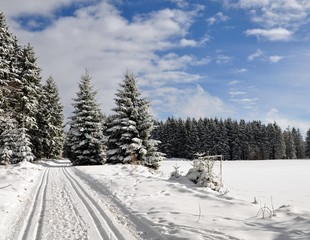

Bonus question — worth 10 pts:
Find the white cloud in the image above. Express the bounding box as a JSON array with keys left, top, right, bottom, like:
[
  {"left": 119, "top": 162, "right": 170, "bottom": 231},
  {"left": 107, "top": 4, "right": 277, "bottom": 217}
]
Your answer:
[
  {"left": 216, "top": 54, "right": 232, "bottom": 64},
  {"left": 228, "top": 80, "right": 241, "bottom": 85},
  {"left": 194, "top": 57, "right": 211, "bottom": 66},
  {"left": 7, "top": 1, "right": 203, "bottom": 119},
  {"left": 233, "top": 68, "right": 248, "bottom": 73},
  {"left": 156, "top": 53, "right": 193, "bottom": 71},
  {"left": 233, "top": 0, "right": 310, "bottom": 27},
  {"left": 148, "top": 85, "right": 231, "bottom": 119},
  {"left": 1, "top": 0, "right": 79, "bottom": 16},
  {"left": 226, "top": 0, "right": 310, "bottom": 41},
  {"left": 180, "top": 38, "right": 198, "bottom": 47},
  {"left": 141, "top": 71, "right": 203, "bottom": 87},
  {"left": 229, "top": 91, "right": 246, "bottom": 96},
  {"left": 207, "top": 12, "right": 229, "bottom": 25},
  {"left": 170, "top": 0, "right": 190, "bottom": 9},
  {"left": 181, "top": 85, "right": 231, "bottom": 118},
  {"left": 236, "top": 0, "right": 270, "bottom": 8},
  {"left": 230, "top": 96, "right": 259, "bottom": 110},
  {"left": 248, "top": 49, "right": 263, "bottom": 61},
  {"left": 248, "top": 50, "right": 285, "bottom": 63},
  {"left": 269, "top": 55, "right": 284, "bottom": 63},
  {"left": 245, "top": 28, "right": 293, "bottom": 41},
  {"left": 179, "top": 34, "right": 210, "bottom": 47},
  {"left": 266, "top": 108, "right": 310, "bottom": 135},
  {"left": 232, "top": 97, "right": 259, "bottom": 104},
  {"left": 199, "top": 34, "right": 211, "bottom": 45}
]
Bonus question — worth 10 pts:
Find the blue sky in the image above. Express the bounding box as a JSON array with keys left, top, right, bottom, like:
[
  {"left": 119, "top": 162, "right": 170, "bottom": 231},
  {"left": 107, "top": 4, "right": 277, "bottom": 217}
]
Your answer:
[{"left": 2, "top": 0, "right": 310, "bottom": 133}]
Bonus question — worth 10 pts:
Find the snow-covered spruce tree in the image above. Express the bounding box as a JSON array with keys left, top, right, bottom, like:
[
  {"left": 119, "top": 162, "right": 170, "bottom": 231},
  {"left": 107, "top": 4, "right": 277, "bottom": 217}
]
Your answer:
[
  {"left": 107, "top": 72, "right": 163, "bottom": 169},
  {"left": 291, "top": 127, "right": 305, "bottom": 159},
  {"left": 267, "top": 122, "right": 286, "bottom": 159},
  {"left": 34, "top": 76, "right": 65, "bottom": 159},
  {"left": 0, "top": 12, "right": 40, "bottom": 163},
  {"left": 66, "top": 71, "right": 106, "bottom": 165},
  {"left": 305, "top": 129, "right": 310, "bottom": 158},
  {"left": 14, "top": 44, "right": 42, "bottom": 130},
  {"left": 12, "top": 127, "right": 34, "bottom": 163},
  {"left": 283, "top": 127, "right": 297, "bottom": 159},
  {"left": 0, "top": 12, "right": 16, "bottom": 111},
  {"left": 0, "top": 116, "right": 17, "bottom": 164},
  {"left": 0, "top": 116, "right": 34, "bottom": 164},
  {"left": 9, "top": 43, "right": 42, "bottom": 161}
]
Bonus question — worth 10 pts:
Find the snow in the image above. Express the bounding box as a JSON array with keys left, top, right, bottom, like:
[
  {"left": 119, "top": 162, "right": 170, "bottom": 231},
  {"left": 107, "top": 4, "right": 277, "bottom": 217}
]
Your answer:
[
  {"left": 0, "top": 161, "right": 43, "bottom": 238},
  {"left": 1, "top": 159, "right": 310, "bottom": 239},
  {"left": 77, "top": 159, "right": 310, "bottom": 239}
]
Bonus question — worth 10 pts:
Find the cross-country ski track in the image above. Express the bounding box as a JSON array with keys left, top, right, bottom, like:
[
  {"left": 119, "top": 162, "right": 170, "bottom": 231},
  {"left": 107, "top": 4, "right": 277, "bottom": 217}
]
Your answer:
[{"left": 7, "top": 160, "right": 166, "bottom": 240}]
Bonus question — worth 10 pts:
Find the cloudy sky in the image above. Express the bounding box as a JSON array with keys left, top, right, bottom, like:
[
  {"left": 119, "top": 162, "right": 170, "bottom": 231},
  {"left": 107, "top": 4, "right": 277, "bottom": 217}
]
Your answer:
[{"left": 2, "top": 0, "right": 310, "bottom": 132}]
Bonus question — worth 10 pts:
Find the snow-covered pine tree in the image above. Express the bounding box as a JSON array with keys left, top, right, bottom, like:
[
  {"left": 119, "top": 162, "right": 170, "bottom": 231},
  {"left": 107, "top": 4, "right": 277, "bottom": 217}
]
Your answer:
[
  {"left": 13, "top": 43, "right": 42, "bottom": 130},
  {"left": 66, "top": 71, "right": 106, "bottom": 165},
  {"left": 157, "top": 117, "right": 178, "bottom": 158},
  {"left": 0, "top": 12, "right": 39, "bottom": 163},
  {"left": 183, "top": 118, "right": 197, "bottom": 159},
  {"left": 0, "top": 12, "right": 17, "bottom": 112},
  {"left": 305, "top": 129, "right": 310, "bottom": 158},
  {"left": 12, "top": 127, "right": 34, "bottom": 163},
  {"left": 34, "top": 76, "right": 65, "bottom": 159},
  {"left": 0, "top": 115, "right": 17, "bottom": 164},
  {"left": 215, "top": 118, "right": 229, "bottom": 158},
  {"left": 267, "top": 122, "right": 286, "bottom": 159},
  {"left": 238, "top": 119, "right": 250, "bottom": 160},
  {"left": 225, "top": 118, "right": 242, "bottom": 160},
  {"left": 107, "top": 72, "right": 163, "bottom": 169},
  {"left": 151, "top": 119, "right": 172, "bottom": 157},
  {"left": 291, "top": 127, "right": 305, "bottom": 159},
  {"left": 0, "top": 116, "right": 34, "bottom": 164},
  {"left": 284, "top": 127, "right": 297, "bottom": 159}
]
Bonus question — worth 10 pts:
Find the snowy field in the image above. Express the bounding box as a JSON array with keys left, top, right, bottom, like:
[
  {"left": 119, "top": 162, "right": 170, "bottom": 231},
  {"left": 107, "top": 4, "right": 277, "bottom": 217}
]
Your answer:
[{"left": 0, "top": 159, "right": 310, "bottom": 240}]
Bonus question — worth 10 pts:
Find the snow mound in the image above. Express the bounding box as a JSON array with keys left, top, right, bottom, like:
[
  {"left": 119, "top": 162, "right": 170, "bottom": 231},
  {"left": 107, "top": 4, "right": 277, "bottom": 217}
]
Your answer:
[
  {"left": 186, "top": 167, "right": 222, "bottom": 191},
  {"left": 170, "top": 159, "right": 223, "bottom": 192},
  {"left": 0, "top": 162, "right": 43, "bottom": 238}
]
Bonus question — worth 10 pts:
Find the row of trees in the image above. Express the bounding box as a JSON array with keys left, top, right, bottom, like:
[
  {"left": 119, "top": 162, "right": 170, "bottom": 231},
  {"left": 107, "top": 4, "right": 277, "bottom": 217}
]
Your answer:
[
  {"left": 64, "top": 71, "right": 163, "bottom": 169},
  {"left": 152, "top": 117, "right": 309, "bottom": 160},
  {"left": 0, "top": 12, "right": 64, "bottom": 164},
  {"left": 0, "top": 11, "right": 162, "bottom": 168}
]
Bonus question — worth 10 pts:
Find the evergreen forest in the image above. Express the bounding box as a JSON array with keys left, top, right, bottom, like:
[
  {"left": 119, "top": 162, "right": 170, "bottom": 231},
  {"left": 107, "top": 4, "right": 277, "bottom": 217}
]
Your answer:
[{"left": 152, "top": 117, "right": 310, "bottom": 160}]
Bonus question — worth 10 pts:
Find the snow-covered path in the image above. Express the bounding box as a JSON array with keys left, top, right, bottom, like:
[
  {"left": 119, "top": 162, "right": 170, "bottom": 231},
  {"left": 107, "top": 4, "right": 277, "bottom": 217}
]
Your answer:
[
  {"left": 5, "top": 160, "right": 164, "bottom": 240},
  {"left": 18, "top": 166, "right": 89, "bottom": 240}
]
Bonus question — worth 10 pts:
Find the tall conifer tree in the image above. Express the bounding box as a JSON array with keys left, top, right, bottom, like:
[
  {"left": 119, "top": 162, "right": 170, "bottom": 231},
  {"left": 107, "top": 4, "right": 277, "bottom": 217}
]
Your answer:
[
  {"left": 66, "top": 71, "right": 106, "bottom": 165},
  {"left": 0, "top": 12, "right": 41, "bottom": 163},
  {"left": 291, "top": 127, "right": 305, "bottom": 159},
  {"left": 107, "top": 72, "right": 163, "bottom": 169},
  {"left": 14, "top": 44, "right": 42, "bottom": 130},
  {"left": 34, "top": 76, "right": 65, "bottom": 159},
  {"left": 0, "top": 116, "right": 17, "bottom": 164},
  {"left": 284, "top": 127, "right": 297, "bottom": 159},
  {"left": 0, "top": 12, "right": 16, "bottom": 111},
  {"left": 305, "top": 129, "right": 310, "bottom": 158}
]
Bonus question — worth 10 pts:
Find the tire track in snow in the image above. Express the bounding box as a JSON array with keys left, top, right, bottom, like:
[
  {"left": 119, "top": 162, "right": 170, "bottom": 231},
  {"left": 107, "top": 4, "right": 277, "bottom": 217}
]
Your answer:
[
  {"left": 62, "top": 167, "right": 128, "bottom": 240},
  {"left": 18, "top": 167, "right": 50, "bottom": 240}
]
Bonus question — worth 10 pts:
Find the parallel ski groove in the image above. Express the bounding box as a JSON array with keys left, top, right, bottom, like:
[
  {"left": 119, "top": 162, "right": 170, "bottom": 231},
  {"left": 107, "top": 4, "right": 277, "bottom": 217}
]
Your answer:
[
  {"left": 19, "top": 167, "right": 50, "bottom": 240},
  {"left": 74, "top": 168, "right": 168, "bottom": 240},
  {"left": 35, "top": 167, "right": 49, "bottom": 240},
  {"left": 62, "top": 167, "right": 125, "bottom": 240}
]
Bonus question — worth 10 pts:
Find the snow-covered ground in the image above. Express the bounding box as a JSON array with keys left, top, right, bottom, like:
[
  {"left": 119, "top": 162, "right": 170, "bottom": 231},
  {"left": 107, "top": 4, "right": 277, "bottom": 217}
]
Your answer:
[{"left": 1, "top": 159, "right": 310, "bottom": 239}]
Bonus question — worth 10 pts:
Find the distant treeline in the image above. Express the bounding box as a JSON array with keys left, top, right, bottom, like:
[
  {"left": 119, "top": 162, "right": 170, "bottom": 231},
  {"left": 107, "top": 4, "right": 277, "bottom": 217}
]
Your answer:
[{"left": 152, "top": 117, "right": 310, "bottom": 160}]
